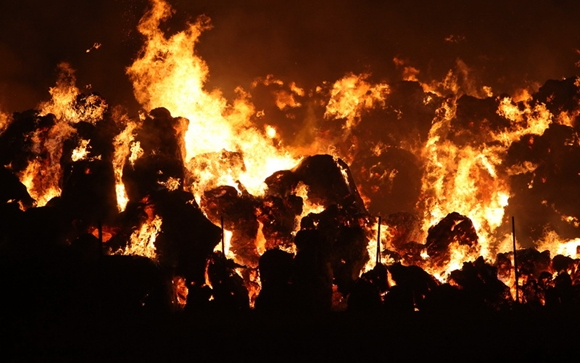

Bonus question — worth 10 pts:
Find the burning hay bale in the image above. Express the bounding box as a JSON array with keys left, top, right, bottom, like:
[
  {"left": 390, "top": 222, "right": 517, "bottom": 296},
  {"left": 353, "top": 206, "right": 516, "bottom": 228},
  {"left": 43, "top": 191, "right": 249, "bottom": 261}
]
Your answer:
[
  {"left": 201, "top": 185, "right": 261, "bottom": 267},
  {"left": 256, "top": 195, "right": 302, "bottom": 250},
  {"left": 350, "top": 149, "right": 423, "bottom": 217},
  {"left": 293, "top": 154, "right": 367, "bottom": 214},
  {"left": 123, "top": 107, "right": 187, "bottom": 202},
  {"left": 425, "top": 212, "right": 479, "bottom": 268}
]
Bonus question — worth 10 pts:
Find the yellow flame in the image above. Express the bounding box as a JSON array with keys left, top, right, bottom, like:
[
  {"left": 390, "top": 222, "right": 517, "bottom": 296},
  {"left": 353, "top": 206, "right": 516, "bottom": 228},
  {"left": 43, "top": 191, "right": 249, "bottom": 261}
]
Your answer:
[
  {"left": 112, "top": 114, "right": 139, "bottom": 211},
  {"left": 0, "top": 109, "right": 11, "bottom": 135},
  {"left": 126, "top": 0, "right": 299, "bottom": 201},
  {"left": 324, "top": 73, "right": 390, "bottom": 130},
  {"left": 537, "top": 230, "right": 580, "bottom": 258},
  {"left": 120, "top": 214, "right": 162, "bottom": 260},
  {"left": 71, "top": 139, "right": 91, "bottom": 162}
]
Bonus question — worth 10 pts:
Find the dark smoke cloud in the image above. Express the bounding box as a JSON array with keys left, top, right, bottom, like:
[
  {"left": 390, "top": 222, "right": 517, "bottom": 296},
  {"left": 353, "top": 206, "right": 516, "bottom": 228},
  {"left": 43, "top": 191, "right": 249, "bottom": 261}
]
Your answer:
[{"left": 0, "top": 0, "right": 579, "bottom": 113}]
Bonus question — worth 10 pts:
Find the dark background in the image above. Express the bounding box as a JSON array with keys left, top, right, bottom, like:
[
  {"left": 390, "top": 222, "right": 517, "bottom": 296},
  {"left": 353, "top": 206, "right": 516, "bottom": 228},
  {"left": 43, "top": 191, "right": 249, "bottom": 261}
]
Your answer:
[{"left": 1, "top": 0, "right": 579, "bottom": 114}]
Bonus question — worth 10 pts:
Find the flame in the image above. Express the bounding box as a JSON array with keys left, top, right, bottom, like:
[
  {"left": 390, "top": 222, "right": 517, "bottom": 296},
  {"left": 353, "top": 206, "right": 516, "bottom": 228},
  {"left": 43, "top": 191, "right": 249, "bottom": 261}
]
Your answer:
[
  {"left": 127, "top": 0, "right": 298, "bottom": 203},
  {"left": 324, "top": 73, "right": 390, "bottom": 131},
  {"left": 537, "top": 230, "right": 580, "bottom": 258},
  {"left": 39, "top": 63, "right": 107, "bottom": 124},
  {"left": 112, "top": 114, "right": 139, "bottom": 212},
  {"left": 119, "top": 214, "right": 162, "bottom": 260},
  {"left": 16, "top": 62, "right": 108, "bottom": 207},
  {"left": 19, "top": 158, "right": 62, "bottom": 207},
  {"left": 0, "top": 109, "right": 11, "bottom": 135},
  {"left": 363, "top": 218, "right": 393, "bottom": 272},
  {"left": 295, "top": 182, "right": 326, "bottom": 218},
  {"left": 71, "top": 139, "right": 91, "bottom": 162}
]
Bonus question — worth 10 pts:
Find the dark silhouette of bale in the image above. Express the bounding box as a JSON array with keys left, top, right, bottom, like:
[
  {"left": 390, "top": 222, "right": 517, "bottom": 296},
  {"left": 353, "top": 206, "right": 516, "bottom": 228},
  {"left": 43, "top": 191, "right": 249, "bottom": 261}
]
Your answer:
[
  {"left": 347, "top": 264, "right": 388, "bottom": 312},
  {"left": 97, "top": 255, "right": 170, "bottom": 314},
  {"left": 449, "top": 257, "right": 512, "bottom": 310},
  {"left": 385, "top": 212, "right": 421, "bottom": 250},
  {"left": 422, "top": 283, "right": 471, "bottom": 313},
  {"left": 149, "top": 189, "right": 221, "bottom": 285},
  {"left": 386, "top": 263, "right": 439, "bottom": 312},
  {"left": 399, "top": 241, "right": 426, "bottom": 266},
  {"left": 60, "top": 159, "right": 118, "bottom": 229},
  {"left": 14, "top": 202, "right": 69, "bottom": 250},
  {"left": 303, "top": 205, "right": 369, "bottom": 295},
  {"left": 255, "top": 248, "right": 297, "bottom": 312},
  {"left": 347, "top": 278, "right": 382, "bottom": 312},
  {"left": 534, "top": 77, "right": 580, "bottom": 116},
  {"left": 552, "top": 254, "right": 575, "bottom": 273},
  {"left": 425, "top": 212, "right": 478, "bottom": 268},
  {"left": 450, "top": 95, "right": 511, "bottom": 146},
  {"left": 264, "top": 170, "right": 300, "bottom": 198},
  {"left": 206, "top": 253, "right": 250, "bottom": 311},
  {"left": 515, "top": 248, "right": 551, "bottom": 280},
  {"left": 494, "top": 252, "right": 513, "bottom": 281},
  {"left": 293, "top": 228, "right": 333, "bottom": 312},
  {"left": 504, "top": 122, "right": 580, "bottom": 246}
]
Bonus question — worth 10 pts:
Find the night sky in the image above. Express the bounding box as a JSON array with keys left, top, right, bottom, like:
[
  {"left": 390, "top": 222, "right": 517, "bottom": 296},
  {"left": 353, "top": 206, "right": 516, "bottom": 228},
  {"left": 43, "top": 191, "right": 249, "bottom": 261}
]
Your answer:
[{"left": 0, "top": 0, "right": 579, "bottom": 114}]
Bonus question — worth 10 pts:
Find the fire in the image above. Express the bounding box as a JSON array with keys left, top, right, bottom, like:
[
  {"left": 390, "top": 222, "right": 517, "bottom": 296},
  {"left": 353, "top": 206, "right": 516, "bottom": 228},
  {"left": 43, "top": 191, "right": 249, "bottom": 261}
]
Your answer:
[
  {"left": 112, "top": 114, "right": 139, "bottom": 212},
  {"left": 126, "top": 0, "right": 298, "bottom": 203},
  {"left": 537, "top": 231, "right": 580, "bottom": 259},
  {"left": 119, "top": 214, "right": 162, "bottom": 260},
  {"left": 324, "top": 73, "right": 390, "bottom": 131},
  {"left": 4, "top": 0, "right": 580, "bottom": 313},
  {"left": 0, "top": 109, "right": 10, "bottom": 135},
  {"left": 71, "top": 139, "right": 91, "bottom": 162}
]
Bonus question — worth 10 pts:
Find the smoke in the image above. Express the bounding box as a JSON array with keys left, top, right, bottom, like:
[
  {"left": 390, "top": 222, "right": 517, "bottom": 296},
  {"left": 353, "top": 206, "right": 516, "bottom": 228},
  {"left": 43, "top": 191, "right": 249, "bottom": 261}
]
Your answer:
[{"left": 1, "top": 0, "right": 579, "bottom": 114}]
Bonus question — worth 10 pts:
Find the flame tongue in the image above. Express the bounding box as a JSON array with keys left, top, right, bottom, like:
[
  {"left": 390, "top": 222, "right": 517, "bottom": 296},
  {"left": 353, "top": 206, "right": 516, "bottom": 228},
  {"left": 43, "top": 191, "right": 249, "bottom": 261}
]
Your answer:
[{"left": 126, "top": 0, "right": 299, "bottom": 203}]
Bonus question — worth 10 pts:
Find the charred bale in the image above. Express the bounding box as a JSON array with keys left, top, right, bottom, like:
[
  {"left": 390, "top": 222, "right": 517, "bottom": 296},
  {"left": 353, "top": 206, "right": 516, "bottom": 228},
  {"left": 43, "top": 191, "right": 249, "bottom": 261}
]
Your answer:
[
  {"left": 350, "top": 149, "right": 422, "bottom": 217},
  {"left": 307, "top": 205, "right": 369, "bottom": 294},
  {"left": 552, "top": 254, "right": 575, "bottom": 274},
  {"left": 201, "top": 185, "right": 260, "bottom": 267},
  {"left": 516, "top": 248, "right": 551, "bottom": 280},
  {"left": 385, "top": 212, "right": 421, "bottom": 251},
  {"left": 399, "top": 241, "right": 426, "bottom": 266},
  {"left": 264, "top": 169, "right": 300, "bottom": 198},
  {"left": 293, "top": 154, "right": 367, "bottom": 214},
  {"left": 149, "top": 189, "right": 221, "bottom": 285},
  {"left": 122, "top": 108, "right": 186, "bottom": 202},
  {"left": 425, "top": 212, "right": 478, "bottom": 268},
  {"left": 60, "top": 159, "right": 118, "bottom": 229},
  {"left": 256, "top": 195, "right": 300, "bottom": 250},
  {"left": 494, "top": 252, "right": 513, "bottom": 282},
  {"left": 450, "top": 95, "right": 511, "bottom": 146},
  {"left": 96, "top": 255, "right": 170, "bottom": 314}
]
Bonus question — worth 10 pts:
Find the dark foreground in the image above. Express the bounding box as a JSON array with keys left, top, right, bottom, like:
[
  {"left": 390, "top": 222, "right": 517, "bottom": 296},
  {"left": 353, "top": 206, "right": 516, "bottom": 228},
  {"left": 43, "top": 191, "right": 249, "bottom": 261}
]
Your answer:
[{"left": 5, "top": 308, "right": 580, "bottom": 362}]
